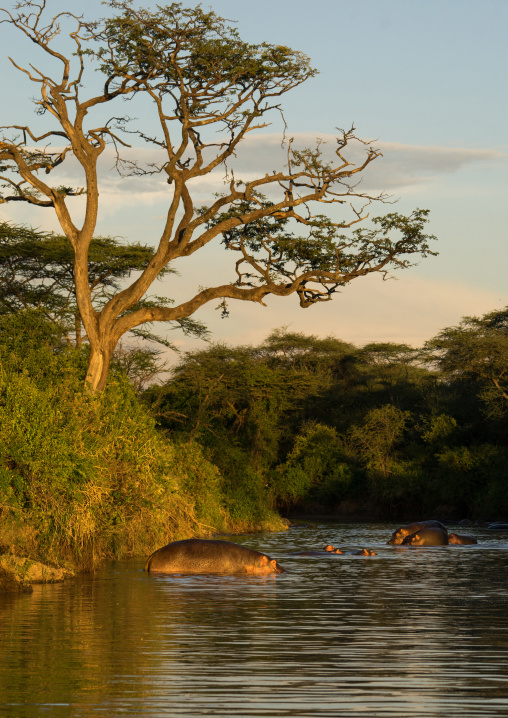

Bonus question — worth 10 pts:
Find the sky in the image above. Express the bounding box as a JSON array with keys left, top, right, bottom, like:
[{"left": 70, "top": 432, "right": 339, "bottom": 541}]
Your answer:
[{"left": 0, "top": 0, "right": 506, "bottom": 356}]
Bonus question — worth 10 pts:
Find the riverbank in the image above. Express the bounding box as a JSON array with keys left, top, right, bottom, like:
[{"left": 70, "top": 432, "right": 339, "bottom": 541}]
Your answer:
[
  {"left": 0, "top": 554, "right": 75, "bottom": 592},
  {"left": 0, "top": 313, "right": 291, "bottom": 586},
  {"left": 0, "top": 512, "right": 289, "bottom": 592}
]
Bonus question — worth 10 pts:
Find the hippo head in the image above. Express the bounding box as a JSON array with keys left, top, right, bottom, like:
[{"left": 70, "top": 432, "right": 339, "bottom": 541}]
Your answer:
[
  {"left": 387, "top": 530, "right": 406, "bottom": 545},
  {"left": 272, "top": 559, "right": 286, "bottom": 573},
  {"left": 255, "top": 554, "right": 286, "bottom": 574}
]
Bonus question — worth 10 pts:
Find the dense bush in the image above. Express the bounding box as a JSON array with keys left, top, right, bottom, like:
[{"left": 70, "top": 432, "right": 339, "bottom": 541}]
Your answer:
[
  {"left": 148, "top": 313, "right": 508, "bottom": 520},
  {"left": 0, "top": 311, "right": 279, "bottom": 570}
]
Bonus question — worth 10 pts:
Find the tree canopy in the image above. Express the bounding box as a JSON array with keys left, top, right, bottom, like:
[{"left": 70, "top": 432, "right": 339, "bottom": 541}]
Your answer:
[
  {"left": 0, "top": 2, "right": 436, "bottom": 390},
  {"left": 0, "top": 221, "right": 206, "bottom": 351},
  {"left": 147, "top": 308, "right": 508, "bottom": 518},
  {"left": 424, "top": 307, "right": 508, "bottom": 414}
]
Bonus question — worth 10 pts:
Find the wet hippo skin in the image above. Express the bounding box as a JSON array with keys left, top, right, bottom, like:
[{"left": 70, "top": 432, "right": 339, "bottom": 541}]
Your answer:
[
  {"left": 401, "top": 527, "right": 449, "bottom": 546},
  {"left": 448, "top": 533, "right": 478, "bottom": 545},
  {"left": 387, "top": 520, "right": 447, "bottom": 545},
  {"left": 145, "top": 539, "right": 286, "bottom": 575}
]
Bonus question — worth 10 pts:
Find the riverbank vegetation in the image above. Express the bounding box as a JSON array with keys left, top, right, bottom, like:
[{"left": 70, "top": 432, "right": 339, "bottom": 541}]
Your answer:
[
  {"left": 0, "top": 311, "right": 285, "bottom": 574},
  {"left": 0, "top": 307, "right": 506, "bottom": 577}
]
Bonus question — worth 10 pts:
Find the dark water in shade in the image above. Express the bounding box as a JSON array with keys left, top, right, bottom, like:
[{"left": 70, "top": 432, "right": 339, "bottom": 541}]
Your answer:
[{"left": 1, "top": 522, "right": 508, "bottom": 717}]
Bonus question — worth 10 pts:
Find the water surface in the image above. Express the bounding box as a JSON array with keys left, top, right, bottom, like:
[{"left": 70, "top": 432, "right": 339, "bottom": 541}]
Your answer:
[{"left": 1, "top": 522, "right": 508, "bottom": 717}]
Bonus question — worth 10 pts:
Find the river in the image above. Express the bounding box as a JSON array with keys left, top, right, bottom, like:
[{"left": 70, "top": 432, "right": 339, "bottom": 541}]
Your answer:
[{"left": 1, "top": 521, "right": 508, "bottom": 717}]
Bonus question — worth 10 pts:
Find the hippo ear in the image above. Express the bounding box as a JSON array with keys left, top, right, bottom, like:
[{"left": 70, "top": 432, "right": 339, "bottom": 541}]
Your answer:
[
  {"left": 259, "top": 555, "right": 269, "bottom": 566},
  {"left": 269, "top": 559, "right": 277, "bottom": 569}
]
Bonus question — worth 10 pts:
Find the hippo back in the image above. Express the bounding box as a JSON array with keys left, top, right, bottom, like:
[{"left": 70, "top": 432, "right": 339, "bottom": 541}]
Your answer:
[
  {"left": 388, "top": 520, "right": 446, "bottom": 544},
  {"left": 402, "top": 527, "right": 449, "bottom": 546},
  {"left": 145, "top": 538, "right": 285, "bottom": 575}
]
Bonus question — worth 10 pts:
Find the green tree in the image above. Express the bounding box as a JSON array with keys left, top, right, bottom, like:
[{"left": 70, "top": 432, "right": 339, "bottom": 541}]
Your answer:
[
  {"left": 347, "top": 404, "right": 411, "bottom": 480},
  {"left": 0, "top": 221, "right": 207, "bottom": 387},
  {"left": 0, "top": 221, "right": 173, "bottom": 344},
  {"left": 424, "top": 306, "right": 508, "bottom": 415},
  {"left": 1, "top": 2, "right": 436, "bottom": 391},
  {"left": 273, "top": 422, "right": 353, "bottom": 509}
]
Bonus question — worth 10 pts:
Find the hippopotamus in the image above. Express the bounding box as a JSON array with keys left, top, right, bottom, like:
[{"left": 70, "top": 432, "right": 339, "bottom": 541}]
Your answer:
[
  {"left": 448, "top": 533, "right": 478, "bottom": 545},
  {"left": 329, "top": 548, "right": 376, "bottom": 555},
  {"left": 145, "top": 539, "right": 285, "bottom": 575},
  {"left": 324, "top": 545, "right": 343, "bottom": 554},
  {"left": 290, "top": 546, "right": 344, "bottom": 556},
  {"left": 387, "top": 520, "right": 447, "bottom": 545},
  {"left": 401, "top": 527, "right": 449, "bottom": 546},
  {"left": 291, "top": 546, "right": 375, "bottom": 556}
]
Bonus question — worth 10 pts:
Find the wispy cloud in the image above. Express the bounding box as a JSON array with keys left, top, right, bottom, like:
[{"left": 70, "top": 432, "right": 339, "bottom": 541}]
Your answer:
[
  {"left": 11, "top": 133, "right": 504, "bottom": 195},
  {"left": 1, "top": 135, "right": 503, "bottom": 233}
]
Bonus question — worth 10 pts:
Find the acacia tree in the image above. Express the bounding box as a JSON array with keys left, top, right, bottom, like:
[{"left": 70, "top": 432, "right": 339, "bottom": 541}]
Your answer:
[
  {"left": 0, "top": 221, "right": 206, "bottom": 350},
  {"left": 0, "top": 1, "right": 437, "bottom": 391},
  {"left": 424, "top": 307, "right": 508, "bottom": 412}
]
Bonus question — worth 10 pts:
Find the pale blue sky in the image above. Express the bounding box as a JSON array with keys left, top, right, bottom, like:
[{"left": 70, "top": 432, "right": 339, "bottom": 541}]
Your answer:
[{"left": 0, "top": 0, "right": 506, "bottom": 351}]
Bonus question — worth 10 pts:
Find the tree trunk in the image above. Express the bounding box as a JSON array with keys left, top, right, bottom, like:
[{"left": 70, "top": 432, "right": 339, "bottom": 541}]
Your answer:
[{"left": 86, "top": 342, "right": 113, "bottom": 393}]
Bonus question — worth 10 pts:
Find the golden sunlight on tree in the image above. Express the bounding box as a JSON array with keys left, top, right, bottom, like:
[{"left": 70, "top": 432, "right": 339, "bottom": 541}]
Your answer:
[{"left": 0, "top": 2, "right": 437, "bottom": 391}]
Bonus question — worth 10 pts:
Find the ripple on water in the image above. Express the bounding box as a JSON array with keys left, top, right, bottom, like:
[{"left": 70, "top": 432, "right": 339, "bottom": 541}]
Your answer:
[{"left": 1, "top": 523, "right": 508, "bottom": 717}]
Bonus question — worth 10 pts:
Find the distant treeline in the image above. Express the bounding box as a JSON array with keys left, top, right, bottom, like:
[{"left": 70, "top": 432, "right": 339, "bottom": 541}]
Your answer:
[{"left": 145, "top": 308, "right": 508, "bottom": 521}]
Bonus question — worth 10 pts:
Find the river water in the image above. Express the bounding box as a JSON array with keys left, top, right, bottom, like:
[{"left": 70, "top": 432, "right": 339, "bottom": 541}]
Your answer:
[{"left": 1, "top": 522, "right": 508, "bottom": 717}]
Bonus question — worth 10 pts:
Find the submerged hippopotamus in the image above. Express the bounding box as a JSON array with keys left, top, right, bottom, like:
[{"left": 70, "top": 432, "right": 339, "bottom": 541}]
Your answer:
[
  {"left": 290, "top": 545, "right": 344, "bottom": 556},
  {"left": 323, "top": 545, "right": 376, "bottom": 556},
  {"left": 324, "top": 545, "right": 343, "bottom": 554},
  {"left": 291, "top": 545, "right": 375, "bottom": 556},
  {"left": 402, "top": 527, "right": 449, "bottom": 546},
  {"left": 145, "top": 539, "right": 285, "bottom": 575},
  {"left": 387, "top": 520, "right": 447, "bottom": 545},
  {"left": 448, "top": 533, "right": 478, "bottom": 545}
]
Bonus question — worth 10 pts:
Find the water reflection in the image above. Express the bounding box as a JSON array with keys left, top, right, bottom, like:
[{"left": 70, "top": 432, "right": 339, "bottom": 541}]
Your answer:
[{"left": 1, "top": 523, "right": 507, "bottom": 717}]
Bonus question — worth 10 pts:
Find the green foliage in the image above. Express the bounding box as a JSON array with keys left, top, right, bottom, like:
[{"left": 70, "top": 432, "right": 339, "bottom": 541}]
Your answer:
[
  {"left": 94, "top": 2, "right": 316, "bottom": 98},
  {"left": 420, "top": 414, "right": 458, "bottom": 448},
  {"left": 434, "top": 443, "right": 508, "bottom": 514},
  {"left": 0, "top": 221, "right": 209, "bottom": 388},
  {"left": 0, "top": 220, "right": 209, "bottom": 346},
  {"left": 0, "top": 222, "right": 163, "bottom": 326},
  {"left": 0, "top": 311, "right": 231, "bottom": 569},
  {"left": 424, "top": 306, "right": 508, "bottom": 415},
  {"left": 347, "top": 405, "right": 411, "bottom": 479},
  {"left": 148, "top": 309, "right": 507, "bottom": 520},
  {"left": 3, "top": 299, "right": 508, "bottom": 572},
  {"left": 204, "top": 198, "right": 438, "bottom": 307},
  {"left": 273, "top": 423, "right": 353, "bottom": 508}
]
